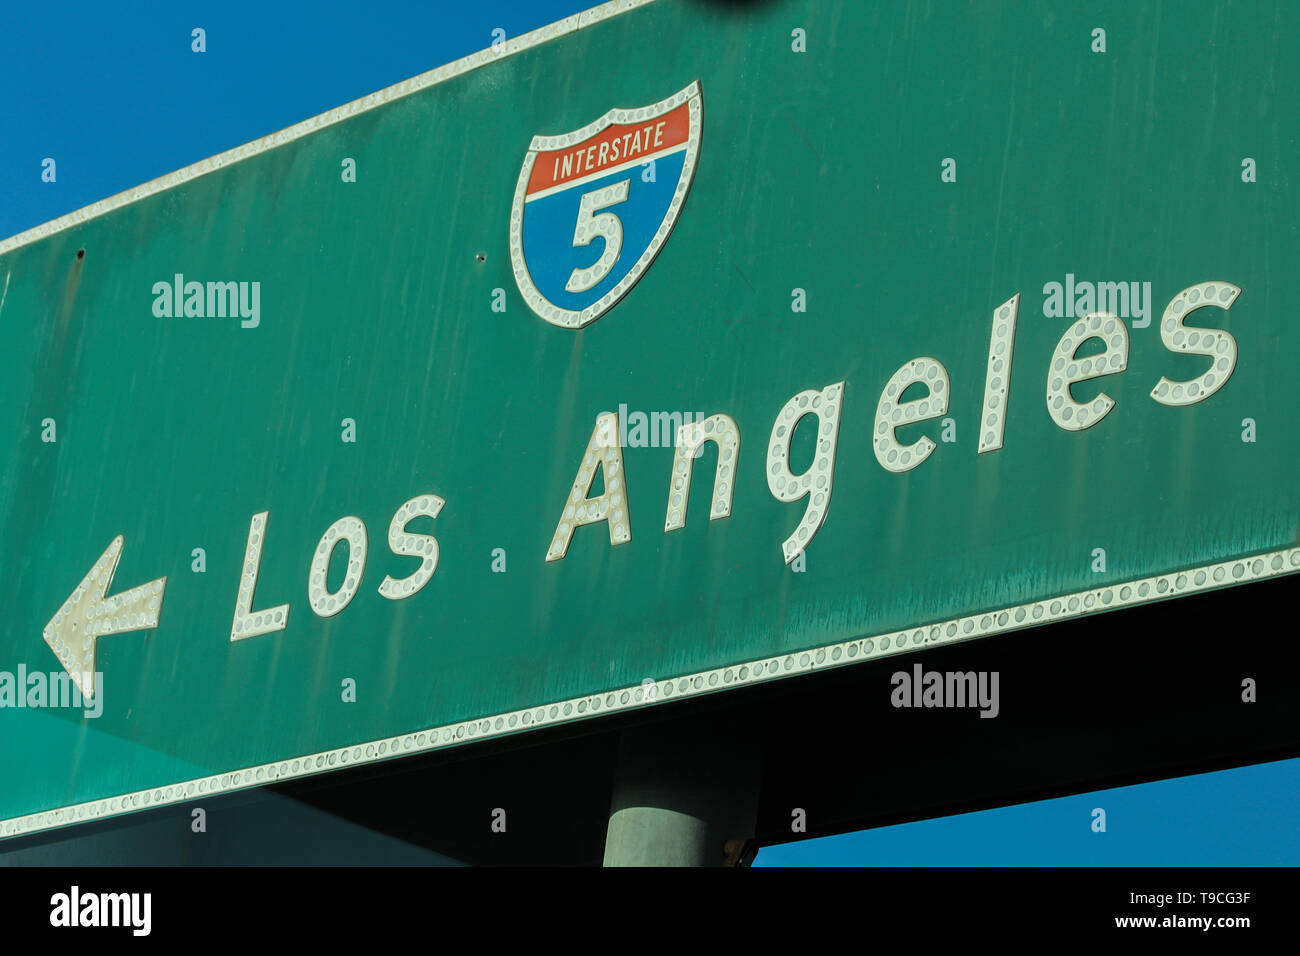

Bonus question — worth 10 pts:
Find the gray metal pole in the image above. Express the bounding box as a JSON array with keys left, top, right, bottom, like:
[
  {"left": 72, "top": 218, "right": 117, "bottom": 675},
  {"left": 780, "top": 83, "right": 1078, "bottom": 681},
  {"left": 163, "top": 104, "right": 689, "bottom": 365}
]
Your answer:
[{"left": 602, "top": 712, "right": 759, "bottom": 867}]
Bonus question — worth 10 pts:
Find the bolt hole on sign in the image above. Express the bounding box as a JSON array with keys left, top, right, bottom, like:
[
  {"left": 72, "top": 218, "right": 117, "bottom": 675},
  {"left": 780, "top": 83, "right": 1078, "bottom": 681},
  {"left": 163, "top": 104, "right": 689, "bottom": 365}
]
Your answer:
[{"left": 1, "top": 0, "right": 1298, "bottom": 840}]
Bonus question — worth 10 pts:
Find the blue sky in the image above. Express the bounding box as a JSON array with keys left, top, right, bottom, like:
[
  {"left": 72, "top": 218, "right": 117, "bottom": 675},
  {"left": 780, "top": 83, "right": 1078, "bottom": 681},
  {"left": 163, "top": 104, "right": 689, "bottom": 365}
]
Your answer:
[
  {"left": 757, "top": 758, "right": 1300, "bottom": 866},
  {"left": 2, "top": 0, "right": 1296, "bottom": 866},
  {"left": 0, "top": 0, "right": 588, "bottom": 239}
]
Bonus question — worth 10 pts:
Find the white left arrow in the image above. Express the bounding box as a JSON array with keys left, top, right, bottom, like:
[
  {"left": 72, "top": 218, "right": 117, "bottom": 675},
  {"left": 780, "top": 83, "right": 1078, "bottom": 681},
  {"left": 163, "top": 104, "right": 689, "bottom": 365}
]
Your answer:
[{"left": 43, "top": 535, "right": 167, "bottom": 702}]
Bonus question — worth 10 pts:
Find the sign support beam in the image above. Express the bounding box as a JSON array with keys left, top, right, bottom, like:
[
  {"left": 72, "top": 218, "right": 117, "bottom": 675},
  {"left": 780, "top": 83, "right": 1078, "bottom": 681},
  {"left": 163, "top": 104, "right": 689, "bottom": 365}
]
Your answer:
[{"left": 602, "top": 712, "right": 759, "bottom": 867}]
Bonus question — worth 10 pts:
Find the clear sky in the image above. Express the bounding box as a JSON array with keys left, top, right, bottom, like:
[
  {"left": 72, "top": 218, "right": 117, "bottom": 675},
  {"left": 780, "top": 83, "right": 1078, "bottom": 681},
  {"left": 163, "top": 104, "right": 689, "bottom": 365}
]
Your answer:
[
  {"left": 3, "top": 0, "right": 1295, "bottom": 866},
  {"left": 756, "top": 757, "right": 1300, "bottom": 866}
]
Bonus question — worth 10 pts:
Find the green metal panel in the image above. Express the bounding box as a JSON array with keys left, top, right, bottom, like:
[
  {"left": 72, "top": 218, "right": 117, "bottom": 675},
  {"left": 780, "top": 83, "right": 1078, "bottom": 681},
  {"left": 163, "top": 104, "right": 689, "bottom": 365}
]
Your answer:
[{"left": 2, "top": 0, "right": 1297, "bottom": 838}]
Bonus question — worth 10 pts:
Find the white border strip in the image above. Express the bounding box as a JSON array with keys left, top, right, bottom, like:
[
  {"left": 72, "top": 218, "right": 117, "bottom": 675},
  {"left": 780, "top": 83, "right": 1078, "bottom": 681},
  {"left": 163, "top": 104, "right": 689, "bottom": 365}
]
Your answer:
[
  {"left": 0, "top": 0, "right": 661, "bottom": 258},
  {"left": 4, "top": 546, "right": 1297, "bottom": 843}
]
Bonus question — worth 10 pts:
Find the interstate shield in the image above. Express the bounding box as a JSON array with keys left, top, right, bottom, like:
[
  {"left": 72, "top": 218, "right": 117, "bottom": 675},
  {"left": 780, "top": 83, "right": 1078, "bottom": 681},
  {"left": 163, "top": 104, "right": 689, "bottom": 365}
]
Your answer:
[{"left": 509, "top": 80, "right": 702, "bottom": 329}]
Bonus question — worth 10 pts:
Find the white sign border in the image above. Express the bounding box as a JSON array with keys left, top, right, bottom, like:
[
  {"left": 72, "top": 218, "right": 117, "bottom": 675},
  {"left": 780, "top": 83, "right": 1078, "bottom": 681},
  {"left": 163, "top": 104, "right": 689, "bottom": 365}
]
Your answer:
[
  {"left": 0, "top": 0, "right": 663, "bottom": 257},
  {"left": 4, "top": 545, "right": 1297, "bottom": 842}
]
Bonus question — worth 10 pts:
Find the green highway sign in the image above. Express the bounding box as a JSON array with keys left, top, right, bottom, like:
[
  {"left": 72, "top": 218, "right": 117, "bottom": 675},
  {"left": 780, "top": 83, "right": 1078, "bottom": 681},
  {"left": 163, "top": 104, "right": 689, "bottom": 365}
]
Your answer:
[{"left": 2, "top": 0, "right": 1297, "bottom": 839}]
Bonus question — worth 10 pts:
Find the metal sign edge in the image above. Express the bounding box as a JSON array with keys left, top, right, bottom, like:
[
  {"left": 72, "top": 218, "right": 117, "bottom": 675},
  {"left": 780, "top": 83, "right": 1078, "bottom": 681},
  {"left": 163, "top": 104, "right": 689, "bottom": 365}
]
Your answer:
[
  {"left": 4, "top": 544, "right": 1297, "bottom": 843},
  {"left": 0, "top": 0, "right": 662, "bottom": 258}
]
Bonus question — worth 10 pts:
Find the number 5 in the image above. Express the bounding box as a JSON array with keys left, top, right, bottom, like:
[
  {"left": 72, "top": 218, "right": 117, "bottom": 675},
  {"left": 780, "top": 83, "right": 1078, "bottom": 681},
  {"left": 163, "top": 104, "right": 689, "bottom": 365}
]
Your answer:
[{"left": 565, "top": 179, "right": 631, "bottom": 293}]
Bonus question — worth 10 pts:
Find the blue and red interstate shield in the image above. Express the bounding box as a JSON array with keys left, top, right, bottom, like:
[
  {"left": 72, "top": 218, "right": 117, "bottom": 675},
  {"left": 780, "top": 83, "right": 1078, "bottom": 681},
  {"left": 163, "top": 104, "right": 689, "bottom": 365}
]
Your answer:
[{"left": 509, "top": 81, "right": 702, "bottom": 328}]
